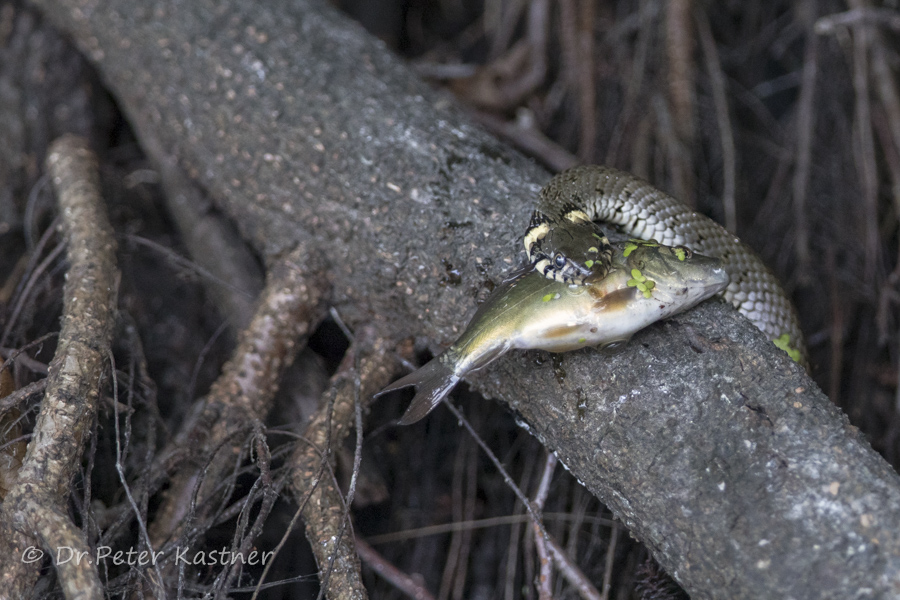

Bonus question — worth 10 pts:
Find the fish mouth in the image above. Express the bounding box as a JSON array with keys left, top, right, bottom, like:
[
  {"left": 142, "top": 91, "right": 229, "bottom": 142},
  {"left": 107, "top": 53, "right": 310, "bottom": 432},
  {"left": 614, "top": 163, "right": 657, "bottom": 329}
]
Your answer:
[{"left": 684, "top": 260, "right": 730, "bottom": 297}]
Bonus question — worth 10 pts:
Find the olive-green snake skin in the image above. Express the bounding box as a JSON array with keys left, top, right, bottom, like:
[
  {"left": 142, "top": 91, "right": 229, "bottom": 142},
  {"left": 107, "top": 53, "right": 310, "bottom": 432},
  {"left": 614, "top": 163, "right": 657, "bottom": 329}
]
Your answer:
[{"left": 525, "top": 165, "right": 807, "bottom": 365}]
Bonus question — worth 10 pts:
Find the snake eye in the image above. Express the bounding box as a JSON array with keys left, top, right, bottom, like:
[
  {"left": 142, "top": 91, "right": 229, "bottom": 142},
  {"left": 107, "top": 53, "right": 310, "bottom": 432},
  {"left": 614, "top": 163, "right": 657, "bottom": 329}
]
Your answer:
[{"left": 554, "top": 253, "right": 566, "bottom": 269}]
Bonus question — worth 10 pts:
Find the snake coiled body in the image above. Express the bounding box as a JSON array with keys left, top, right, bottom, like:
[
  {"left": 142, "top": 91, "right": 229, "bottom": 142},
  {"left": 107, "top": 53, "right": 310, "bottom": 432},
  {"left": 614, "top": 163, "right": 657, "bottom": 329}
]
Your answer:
[{"left": 527, "top": 166, "right": 806, "bottom": 363}]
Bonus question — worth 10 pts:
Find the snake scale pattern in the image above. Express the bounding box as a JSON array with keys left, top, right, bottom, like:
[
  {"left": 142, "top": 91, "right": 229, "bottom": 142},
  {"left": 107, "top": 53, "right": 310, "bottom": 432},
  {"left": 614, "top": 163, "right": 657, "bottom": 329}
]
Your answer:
[{"left": 526, "top": 165, "right": 806, "bottom": 364}]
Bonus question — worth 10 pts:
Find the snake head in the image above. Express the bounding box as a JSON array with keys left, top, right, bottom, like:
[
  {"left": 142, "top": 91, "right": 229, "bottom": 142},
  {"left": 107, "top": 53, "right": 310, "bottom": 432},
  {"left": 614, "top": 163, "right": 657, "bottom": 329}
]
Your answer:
[{"left": 527, "top": 216, "right": 614, "bottom": 284}]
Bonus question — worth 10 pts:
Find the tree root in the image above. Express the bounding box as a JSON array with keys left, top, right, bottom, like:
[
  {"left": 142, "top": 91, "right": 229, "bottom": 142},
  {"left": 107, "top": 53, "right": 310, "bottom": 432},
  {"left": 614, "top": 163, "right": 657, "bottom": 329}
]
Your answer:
[{"left": 0, "top": 135, "right": 118, "bottom": 599}]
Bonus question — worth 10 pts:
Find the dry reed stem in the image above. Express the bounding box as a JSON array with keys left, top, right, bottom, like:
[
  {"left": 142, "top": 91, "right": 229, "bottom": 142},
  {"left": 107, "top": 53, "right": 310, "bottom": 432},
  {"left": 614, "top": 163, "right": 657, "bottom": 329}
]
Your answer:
[{"left": 815, "top": 6, "right": 900, "bottom": 34}]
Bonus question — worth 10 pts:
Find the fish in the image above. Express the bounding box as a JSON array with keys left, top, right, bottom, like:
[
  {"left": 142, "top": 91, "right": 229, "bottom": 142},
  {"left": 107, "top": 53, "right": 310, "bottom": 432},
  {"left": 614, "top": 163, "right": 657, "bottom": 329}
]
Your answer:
[{"left": 377, "top": 240, "right": 730, "bottom": 424}]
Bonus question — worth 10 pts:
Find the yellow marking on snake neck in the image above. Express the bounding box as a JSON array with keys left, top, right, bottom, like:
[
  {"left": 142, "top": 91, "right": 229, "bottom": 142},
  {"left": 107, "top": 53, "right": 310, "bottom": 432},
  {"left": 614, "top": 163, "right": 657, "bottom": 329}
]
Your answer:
[
  {"left": 564, "top": 209, "right": 591, "bottom": 223},
  {"left": 524, "top": 222, "right": 550, "bottom": 251}
]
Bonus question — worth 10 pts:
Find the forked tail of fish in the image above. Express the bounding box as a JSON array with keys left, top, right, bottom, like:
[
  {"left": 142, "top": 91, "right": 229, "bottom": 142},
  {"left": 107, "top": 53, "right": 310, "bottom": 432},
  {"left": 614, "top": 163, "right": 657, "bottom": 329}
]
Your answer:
[{"left": 376, "top": 356, "right": 460, "bottom": 424}]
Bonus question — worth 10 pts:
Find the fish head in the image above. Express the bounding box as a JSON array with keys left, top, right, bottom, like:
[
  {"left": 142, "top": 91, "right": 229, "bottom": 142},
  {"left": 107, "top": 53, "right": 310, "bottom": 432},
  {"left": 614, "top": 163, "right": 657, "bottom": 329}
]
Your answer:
[
  {"left": 610, "top": 240, "right": 729, "bottom": 307},
  {"left": 582, "top": 240, "right": 730, "bottom": 347}
]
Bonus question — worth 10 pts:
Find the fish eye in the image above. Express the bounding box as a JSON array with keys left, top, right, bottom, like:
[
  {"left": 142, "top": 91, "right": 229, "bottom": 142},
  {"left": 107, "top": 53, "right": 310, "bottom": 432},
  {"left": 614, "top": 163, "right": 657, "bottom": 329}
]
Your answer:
[{"left": 554, "top": 253, "right": 566, "bottom": 268}]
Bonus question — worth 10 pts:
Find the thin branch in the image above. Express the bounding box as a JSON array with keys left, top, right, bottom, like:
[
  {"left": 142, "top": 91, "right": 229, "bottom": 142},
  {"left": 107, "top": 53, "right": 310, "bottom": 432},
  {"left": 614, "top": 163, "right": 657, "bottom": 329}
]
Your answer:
[
  {"left": 356, "top": 536, "right": 437, "bottom": 600},
  {"left": 363, "top": 512, "right": 615, "bottom": 545},
  {"left": 531, "top": 452, "right": 556, "bottom": 600},
  {"left": 598, "top": 523, "right": 619, "bottom": 600}
]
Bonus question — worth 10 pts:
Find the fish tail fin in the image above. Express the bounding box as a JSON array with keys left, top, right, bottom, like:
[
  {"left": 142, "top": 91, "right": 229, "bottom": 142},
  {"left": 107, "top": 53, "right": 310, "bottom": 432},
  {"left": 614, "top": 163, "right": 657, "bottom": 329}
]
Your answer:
[{"left": 376, "top": 356, "right": 460, "bottom": 425}]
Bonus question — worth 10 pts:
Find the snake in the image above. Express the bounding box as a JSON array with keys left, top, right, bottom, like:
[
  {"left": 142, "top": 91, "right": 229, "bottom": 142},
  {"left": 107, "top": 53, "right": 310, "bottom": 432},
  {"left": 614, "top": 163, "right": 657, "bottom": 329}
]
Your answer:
[{"left": 524, "top": 165, "right": 807, "bottom": 365}]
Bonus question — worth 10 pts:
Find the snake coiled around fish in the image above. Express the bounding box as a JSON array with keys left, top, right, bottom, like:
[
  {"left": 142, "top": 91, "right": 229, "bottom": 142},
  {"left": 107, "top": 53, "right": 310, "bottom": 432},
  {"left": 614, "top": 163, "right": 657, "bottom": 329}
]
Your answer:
[{"left": 525, "top": 165, "right": 806, "bottom": 365}]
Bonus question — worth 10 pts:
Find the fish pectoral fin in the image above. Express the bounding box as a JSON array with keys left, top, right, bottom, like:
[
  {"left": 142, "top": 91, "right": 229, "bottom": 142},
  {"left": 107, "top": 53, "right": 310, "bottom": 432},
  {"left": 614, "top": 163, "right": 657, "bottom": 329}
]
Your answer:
[{"left": 375, "top": 357, "right": 460, "bottom": 425}]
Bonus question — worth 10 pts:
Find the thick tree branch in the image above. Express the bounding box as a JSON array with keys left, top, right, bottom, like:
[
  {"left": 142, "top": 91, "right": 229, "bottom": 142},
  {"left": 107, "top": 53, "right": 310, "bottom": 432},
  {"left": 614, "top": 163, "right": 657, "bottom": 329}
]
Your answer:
[{"left": 27, "top": 0, "right": 900, "bottom": 597}]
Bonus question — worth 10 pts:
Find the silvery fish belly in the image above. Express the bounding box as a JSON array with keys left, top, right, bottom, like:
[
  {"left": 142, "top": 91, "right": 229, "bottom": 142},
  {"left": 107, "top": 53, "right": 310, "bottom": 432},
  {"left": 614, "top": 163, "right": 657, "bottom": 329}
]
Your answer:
[{"left": 377, "top": 240, "right": 729, "bottom": 424}]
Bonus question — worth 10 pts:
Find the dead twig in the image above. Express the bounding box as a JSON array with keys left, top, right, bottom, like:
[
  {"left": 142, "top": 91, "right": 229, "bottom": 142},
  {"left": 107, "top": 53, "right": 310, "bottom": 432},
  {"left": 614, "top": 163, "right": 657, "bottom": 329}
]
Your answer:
[
  {"left": 0, "top": 379, "right": 48, "bottom": 415},
  {"left": 364, "top": 513, "right": 615, "bottom": 545},
  {"left": 0, "top": 240, "right": 65, "bottom": 348},
  {"left": 0, "top": 135, "right": 118, "bottom": 598},
  {"left": 531, "top": 452, "right": 556, "bottom": 600},
  {"left": 545, "top": 536, "right": 602, "bottom": 600},
  {"left": 598, "top": 522, "right": 619, "bottom": 600},
  {"left": 355, "top": 535, "right": 437, "bottom": 600},
  {"left": 437, "top": 432, "right": 478, "bottom": 600}
]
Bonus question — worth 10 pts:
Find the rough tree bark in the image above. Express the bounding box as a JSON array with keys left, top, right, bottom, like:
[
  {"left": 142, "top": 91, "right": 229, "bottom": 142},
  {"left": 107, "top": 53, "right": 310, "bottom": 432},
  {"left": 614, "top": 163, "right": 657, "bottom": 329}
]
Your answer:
[{"left": 26, "top": 0, "right": 900, "bottom": 597}]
